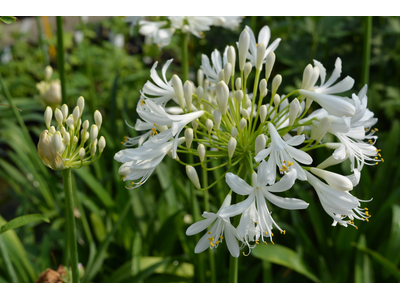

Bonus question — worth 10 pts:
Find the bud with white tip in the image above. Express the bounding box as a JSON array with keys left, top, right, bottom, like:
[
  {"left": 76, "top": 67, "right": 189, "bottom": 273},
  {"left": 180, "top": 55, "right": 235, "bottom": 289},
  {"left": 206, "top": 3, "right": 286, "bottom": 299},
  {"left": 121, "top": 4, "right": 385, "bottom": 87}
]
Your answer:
[
  {"left": 272, "top": 74, "right": 282, "bottom": 94},
  {"left": 218, "top": 69, "right": 225, "bottom": 82},
  {"left": 244, "top": 62, "right": 252, "bottom": 79},
  {"left": 245, "top": 97, "right": 252, "bottom": 109},
  {"left": 235, "top": 77, "right": 241, "bottom": 91},
  {"left": 301, "top": 64, "right": 313, "bottom": 90},
  {"left": 297, "top": 126, "right": 304, "bottom": 135},
  {"left": 82, "top": 120, "right": 89, "bottom": 132},
  {"left": 289, "top": 98, "right": 300, "bottom": 127},
  {"left": 192, "top": 119, "right": 198, "bottom": 131},
  {"left": 84, "top": 132, "right": 90, "bottom": 143},
  {"left": 99, "top": 136, "right": 106, "bottom": 153},
  {"left": 198, "top": 144, "right": 205, "bottom": 162},
  {"left": 265, "top": 52, "right": 275, "bottom": 80},
  {"left": 234, "top": 90, "right": 243, "bottom": 104},
  {"left": 185, "top": 128, "right": 193, "bottom": 148},
  {"left": 90, "top": 124, "right": 98, "bottom": 144},
  {"left": 73, "top": 136, "right": 78, "bottom": 145},
  {"left": 63, "top": 131, "right": 70, "bottom": 146},
  {"left": 311, "top": 117, "right": 332, "bottom": 141},
  {"left": 224, "top": 63, "right": 232, "bottom": 84},
  {"left": 255, "top": 134, "right": 267, "bottom": 156},
  {"left": 231, "top": 127, "right": 238, "bottom": 138},
  {"left": 216, "top": 81, "right": 229, "bottom": 115},
  {"left": 239, "top": 118, "right": 247, "bottom": 131},
  {"left": 197, "top": 69, "right": 204, "bottom": 88},
  {"left": 213, "top": 109, "right": 222, "bottom": 130},
  {"left": 91, "top": 140, "right": 97, "bottom": 157},
  {"left": 256, "top": 42, "right": 266, "bottom": 70},
  {"left": 273, "top": 94, "right": 280, "bottom": 108},
  {"left": 227, "top": 46, "right": 236, "bottom": 74},
  {"left": 196, "top": 86, "right": 204, "bottom": 104},
  {"left": 260, "top": 105, "right": 267, "bottom": 123},
  {"left": 73, "top": 106, "right": 80, "bottom": 126},
  {"left": 228, "top": 137, "right": 237, "bottom": 158},
  {"left": 94, "top": 110, "right": 102, "bottom": 130},
  {"left": 61, "top": 104, "right": 68, "bottom": 122},
  {"left": 66, "top": 117, "right": 74, "bottom": 130},
  {"left": 60, "top": 126, "right": 66, "bottom": 136},
  {"left": 55, "top": 108, "right": 63, "bottom": 126},
  {"left": 184, "top": 81, "right": 193, "bottom": 111},
  {"left": 79, "top": 148, "right": 85, "bottom": 160},
  {"left": 238, "top": 29, "right": 250, "bottom": 71},
  {"left": 310, "top": 167, "right": 353, "bottom": 192},
  {"left": 49, "top": 126, "right": 56, "bottom": 135},
  {"left": 44, "top": 66, "right": 53, "bottom": 81},
  {"left": 206, "top": 119, "right": 213, "bottom": 133},
  {"left": 241, "top": 108, "right": 250, "bottom": 120},
  {"left": 172, "top": 75, "right": 185, "bottom": 109},
  {"left": 186, "top": 165, "right": 201, "bottom": 189},
  {"left": 259, "top": 79, "right": 268, "bottom": 98},
  {"left": 53, "top": 131, "right": 64, "bottom": 155},
  {"left": 44, "top": 106, "right": 52, "bottom": 129},
  {"left": 77, "top": 96, "right": 85, "bottom": 116}
]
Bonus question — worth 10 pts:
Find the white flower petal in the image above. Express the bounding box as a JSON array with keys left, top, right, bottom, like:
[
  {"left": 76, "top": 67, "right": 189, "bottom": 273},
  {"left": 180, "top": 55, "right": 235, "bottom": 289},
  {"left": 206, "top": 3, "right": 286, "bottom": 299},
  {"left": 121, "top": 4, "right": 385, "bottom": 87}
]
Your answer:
[
  {"left": 225, "top": 173, "right": 254, "bottom": 195},
  {"left": 263, "top": 189, "right": 309, "bottom": 210}
]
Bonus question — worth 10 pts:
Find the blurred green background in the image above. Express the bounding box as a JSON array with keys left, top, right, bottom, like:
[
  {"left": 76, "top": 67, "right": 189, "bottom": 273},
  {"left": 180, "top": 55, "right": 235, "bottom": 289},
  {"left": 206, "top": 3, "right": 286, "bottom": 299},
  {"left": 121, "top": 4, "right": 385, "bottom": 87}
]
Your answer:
[{"left": 0, "top": 16, "right": 399, "bottom": 283}]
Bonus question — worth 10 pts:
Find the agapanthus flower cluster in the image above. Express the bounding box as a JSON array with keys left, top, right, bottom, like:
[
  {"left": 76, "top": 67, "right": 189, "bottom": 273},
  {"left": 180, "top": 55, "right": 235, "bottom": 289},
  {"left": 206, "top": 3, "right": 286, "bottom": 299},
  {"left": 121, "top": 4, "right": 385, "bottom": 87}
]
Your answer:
[
  {"left": 38, "top": 96, "right": 106, "bottom": 170},
  {"left": 136, "top": 16, "right": 243, "bottom": 48},
  {"left": 115, "top": 25, "right": 381, "bottom": 257},
  {"left": 36, "top": 66, "right": 62, "bottom": 106}
]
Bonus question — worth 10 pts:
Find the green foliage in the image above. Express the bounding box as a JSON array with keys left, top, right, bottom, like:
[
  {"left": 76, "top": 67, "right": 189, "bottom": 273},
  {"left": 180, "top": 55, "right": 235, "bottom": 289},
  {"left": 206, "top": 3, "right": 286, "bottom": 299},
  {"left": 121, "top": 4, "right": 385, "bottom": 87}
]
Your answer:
[{"left": 1, "top": 16, "right": 399, "bottom": 283}]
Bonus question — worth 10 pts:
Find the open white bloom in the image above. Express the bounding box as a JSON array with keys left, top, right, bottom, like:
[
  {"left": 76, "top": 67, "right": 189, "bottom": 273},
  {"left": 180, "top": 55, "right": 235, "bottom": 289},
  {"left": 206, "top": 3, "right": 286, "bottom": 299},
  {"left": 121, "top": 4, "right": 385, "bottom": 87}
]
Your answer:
[
  {"left": 226, "top": 163, "right": 308, "bottom": 250},
  {"left": 115, "top": 137, "right": 185, "bottom": 189},
  {"left": 255, "top": 123, "right": 312, "bottom": 183},
  {"left": 186, "top": 194, "right": 242, "bottom": 257},
  {"left": 306, "top": 171, "right": 370, "bottom": 227},
  {"left": 244, "top": 25, "right": 281, "bottom": 69},
  {"left": 138, "top": 20, "right": 175, "bottom": 48},
  {"left": 201, "top": 47, "right": 228, "bottom": 85}
]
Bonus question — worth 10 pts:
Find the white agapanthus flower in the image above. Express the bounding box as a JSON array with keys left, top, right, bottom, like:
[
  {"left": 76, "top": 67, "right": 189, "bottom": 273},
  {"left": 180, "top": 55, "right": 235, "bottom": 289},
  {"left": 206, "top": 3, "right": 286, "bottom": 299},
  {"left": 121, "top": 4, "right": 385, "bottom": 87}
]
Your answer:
[{"left": 116, "top": 23, "right": 380, "bottom": 258}]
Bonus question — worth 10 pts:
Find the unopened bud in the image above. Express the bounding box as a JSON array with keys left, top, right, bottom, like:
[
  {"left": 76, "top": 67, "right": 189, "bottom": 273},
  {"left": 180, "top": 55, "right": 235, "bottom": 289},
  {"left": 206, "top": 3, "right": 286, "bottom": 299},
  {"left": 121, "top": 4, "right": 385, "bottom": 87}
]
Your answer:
[
  {"left": 82, "top": 120, "right": 89, "bottom": 132},
  {"left": 185, "top": 128, "right": 193, "bottom": 148},
  {"left": 229, "top": 127, "right": 237, "bottom": 138},
  {"left": 49, "top": 126, "right": 56, "bottom": 135},
  {"left": 255, "top": 134, "right": 267, "bottom": 156},
  {"left": 73, "top": 106, "right": 80, "bottom": 126},
  {"left": 184, "top": 81, "right": 193, "bottom": 111},
  {"left": 192, "top": 119, "right": 199, "bottom": 131},
  {"left": 94, "top": 110, "right": 102, "bottom": 130},
  {"left": 99, "top": 136, "right": 106, "bottom": 153},
  {"left": 84, "top": 132, "right": 90, "bottom": 143},
  {"left": 244, "top": 62, "right": 252, "bottom": 79},
  {"left": 228, "top": 137, "right": 237, "bottom": 158},
  {"left": 77, "top": 96, "right": 85, "bottom": 116},
  {"left": 218, "top": 69, "right": 225, "bottom": 82},
  {"left": 301, "top": 64, "right": 313, "bottom": 90},
  {"left": 186, "top": 165, "right": 201, "bottom": 189},
  {"left": 245, "top": 97, "right": 252, "bottom": 109},
  {"left": 55, "top": 108, "right": 63, "bottom": 125},
  {"left": 310, "top": 167, "right": 353, "bottom": 192},
  {"left": 311, "top": 117, "right": 332, "bottom": 141},
  {"left": 63, "top": 132, "right": 70, "bottom": 146},
  {"left": 260, "top": 105, "right": 267, "bottom": 123},
  {"left": 53, "top": 131, "right": 64, "bottom": 155},
  {"left": 91, "top": 140, "right": 97, "bottom": 157},
  {"left": 234, "top": 90, "right": 243, "bottom": 103},
  {"left": 172, "top": 75, "right": 185, "bottom": 109},
  {"left": 227, "top": 46, "right": 236, "bottom": 74},
  {"left": 90, "top": 124, "right": 98, "bottom": 144},
  {"left": 198, "top": 144, "right": 205, "bottom": 162},
  {"left": 44, "top": 66, "right": 53, "bottom": 81},
  {"left": 44, "top": 106, "right": 52, "bottom": 129},
  {"left": 297, "top": 126, "right": 304, "bottom": 135},
  {"left": 235, "top": 77, "right": 241, "bottom": 91},
  {"left": 213, "top": 109, "right": 222, "bottom": 130},
  {"left": 265, "top": 52, "right": 275, "bottom": 80},
  {"left": 272, "top": 74, "right": 282, "bottom": 94},
  {"left": 61, "top": 104, "right": 68, "bottom": 122},
  {"left": 73, "top": 136, "right": 78, "bottom": 145},
  {"left": 273, "top": 94, "right": 280, "bottom": 108},
  {"left": 206, "top": 119, "right": 213, "bottom": 133},
  {"left": 224, "top": 63, "right": 232, "bottom": 84},
  {"left": 197, "top": 69, "right": 204, "bottom": 87},
  {"left": 216, "top": 81, "right": 229, "bottom": 115},
  {"left": 66, "top": 117, "right": 74, "bottom": 130},
  {"left": 79, "top": 148, "right": 85, "bottom": 160},
  {"left": 259, "top": 79, "right": 268, "bottom": 98},
  {"left": 239, "top": 118, "right": 247, "bottom": 131},
  {"left": 256, "top": 42, "right": 266, "bottom": 70},
  {"left": 289, "top": 98, "right": 300, "bottom": 127},
  {"left": 241, "top": 108, "right": 250, "bottom": 120},
  {"left": 60, "top": 126, "right": 66, "bottom": 136},
  {"left": 238, "top": 29, "right": 250, "bottom": 71}
]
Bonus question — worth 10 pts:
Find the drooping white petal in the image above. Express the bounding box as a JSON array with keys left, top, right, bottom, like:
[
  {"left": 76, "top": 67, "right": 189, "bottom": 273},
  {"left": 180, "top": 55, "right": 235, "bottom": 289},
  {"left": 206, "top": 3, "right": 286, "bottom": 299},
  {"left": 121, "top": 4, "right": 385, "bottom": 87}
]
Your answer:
[
  {"left": 262, "top": 189, "right": 309, "bottom": 210},
  {"left": 224, "top": 221, "right": 240, "bottom": 257},
  {"left": 186, "top": 216, "right": 216, "bottom": 236},
  {"left": 225, "top": 172, "right": 254, "bottom": 195}
]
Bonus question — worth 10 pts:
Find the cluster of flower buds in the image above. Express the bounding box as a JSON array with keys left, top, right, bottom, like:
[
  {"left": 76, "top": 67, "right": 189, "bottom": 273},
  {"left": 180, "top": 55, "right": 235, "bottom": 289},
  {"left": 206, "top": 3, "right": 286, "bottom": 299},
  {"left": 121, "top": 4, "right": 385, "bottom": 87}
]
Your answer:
[
  {"left": 38, "top": 96, "right": 106, "bottom": 170},
  {"left": 36, "top": 66, "right": 62, "bottom": 106},
  {"left": 115, "top": 24, "right": 381, "bottom": 257}
]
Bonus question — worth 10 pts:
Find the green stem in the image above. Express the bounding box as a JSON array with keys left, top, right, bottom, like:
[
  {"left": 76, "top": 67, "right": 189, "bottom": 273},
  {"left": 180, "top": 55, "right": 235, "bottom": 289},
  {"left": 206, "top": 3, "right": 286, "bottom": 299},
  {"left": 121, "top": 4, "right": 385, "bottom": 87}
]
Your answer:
[
  {"left": 56, "top": 16, "right": 67, "bottom": 104},
  {"left": 181, "top": 32, "right": 189, "bottom": 82},
  {"left": 228, "top": 191, "right": 239, "bottom": 283},
  {"left": 35, "top": 16, "right": 49, "bottom": 66},
  {"left": 0, "top": 235, "right": 18, "bottom": 283},
  {"left": 62, "top": 168, "right": 79, "bottom": 283},
  {"left": 361, "top": 16, "right": 372, "bottom": 87}
]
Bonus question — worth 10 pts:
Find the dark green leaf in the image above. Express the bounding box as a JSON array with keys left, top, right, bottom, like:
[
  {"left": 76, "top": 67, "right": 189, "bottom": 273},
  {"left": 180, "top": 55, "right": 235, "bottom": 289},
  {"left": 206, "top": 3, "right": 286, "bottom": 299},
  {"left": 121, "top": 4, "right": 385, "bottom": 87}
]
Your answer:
[{"left": 0, "top": 214, "right": 50, "bottom": 234}]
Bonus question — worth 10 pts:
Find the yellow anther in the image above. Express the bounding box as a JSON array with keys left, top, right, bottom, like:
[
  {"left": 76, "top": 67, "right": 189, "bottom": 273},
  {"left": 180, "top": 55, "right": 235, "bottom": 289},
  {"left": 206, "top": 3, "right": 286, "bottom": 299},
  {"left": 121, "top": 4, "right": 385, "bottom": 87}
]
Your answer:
[
  {"left": 210, "top": 242, "right": 214, "bottom": 247},
  {"left": 375, "top": 157, "right": 378, "bottom": 159},
  {"left": 208, "top": 238, "right": 212, "bottom": 241},
  {"left": 215, "top": 241, "right": 220, "bottom": 245},
  {"left": 283, "top": 230, "right": 286, "bottom": 235},
  {"left": 355, "top": 226, "right": 358, "bottom": 230},
  {"left": 211, "top": 237, "right": 214, "bottom": 241},
  {"left": 271, "top": 241, "right": 275, "bottom": 245},
  {"left": 374, "top": 128, "right": 379, "bottom": 131},
  {"left": 362, "top": 218, "right": 365, "bottom": 221},
  {"left": 131, "top": 182, "right": 134, "bottom": 185},
  {"left": 256, "top": 241, "right": 259, "bottom": 245},
  {"left": 366, "top": 218, "right": 369, "bottom": 222},
  {"left": 365, "top": 128, "right": 369, "bottom": 131},
  {"left": 365, "top": 207, "right": 368, "bottom": 210},
  {"left": 121, "top": 141, "right": 124, "bottom": 144},
  {"left": 208, "top": 231, "right": 211, "bottom": 234},
  {"left": 265, "top": 231, "right": 268, "bottom": 235},
  {"left": 283, "top": 160, "right": 286, "bottom": 163},
  {"left": 138, "top": 181, "right": 142, "bottom": 185},
  {"left": 256, "top": 43, "right": 258, "bottom": 47},
  {"left": 264, "top": 241, "right": 268, "bottom": 245},
  {"left": 121, "top": 176, "right": 126, "bottom": 180},
  {"left": 220, "top": 236, "right": 224, "bottom": 239},
  {"left": 375, "top": 162, "right": 378, "bottom": 165},
  {"left": 243, "top": 252, "right": 245, "bottom": 256},
  {"left": 381, "top": 158, "right": 384, "bottom": 162},
  {"left": 154, "top": 123, "right": 157, "bottom": 126},
  {"left": 271, "top": 233, "right": 274, "bottom": 237},
  {"left": 378, "top": 153, "right": 381, "bottom": 157}
]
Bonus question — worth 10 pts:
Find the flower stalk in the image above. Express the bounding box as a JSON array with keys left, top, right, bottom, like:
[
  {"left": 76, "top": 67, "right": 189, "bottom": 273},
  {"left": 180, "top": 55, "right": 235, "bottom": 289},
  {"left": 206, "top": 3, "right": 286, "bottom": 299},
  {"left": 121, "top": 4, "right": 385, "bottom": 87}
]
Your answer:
[{"left": 56, "top": 16, "right": 67, "bottom": 104}]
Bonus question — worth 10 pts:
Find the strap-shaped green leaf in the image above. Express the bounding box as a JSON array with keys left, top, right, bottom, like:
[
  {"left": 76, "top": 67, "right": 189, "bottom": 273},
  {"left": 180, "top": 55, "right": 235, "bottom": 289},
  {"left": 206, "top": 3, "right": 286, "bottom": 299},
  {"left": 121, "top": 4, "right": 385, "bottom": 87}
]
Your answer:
[
  {"left": 0, "top": 16, "right": 17, "bottom": 24},
  {"left": 0, "top": 214, "right": 50, "bottom": 234}
]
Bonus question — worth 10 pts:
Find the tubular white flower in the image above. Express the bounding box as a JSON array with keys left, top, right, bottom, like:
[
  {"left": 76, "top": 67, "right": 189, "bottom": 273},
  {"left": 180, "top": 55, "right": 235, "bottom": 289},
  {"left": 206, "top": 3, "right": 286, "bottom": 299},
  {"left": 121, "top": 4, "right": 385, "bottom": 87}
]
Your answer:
[
  {"left": 79, "top": 148, "right": 85, "bottom": 160},
  {"left": 201, "top": 47, "right": 228, "bottom": 85},
  {"left": 99, "top": 136, "right": 106, "bottom": 153},
  {"left": 90, "top": 125, "right": 99, "bottom": 144},
  {"left": 305, "top": 171, "right": 370, "bottom": 227},
  {"left": 77, "top": 96, "right": 85, "bottom": 116},
  {"left": 238, "top": 29, "right": 250, "bottom": 71},
  {"left": 255, "top": 123, "right": 312, "bottom": 183},
  {"left": 73, "top": 106, "right": 80, "bottom": 126},
  {"left": 228, "top": 137, "right": 237, "bottom": 158},
  {"left": 183, "top": 80, "right": 193, "bottom": 111},
  {"left": 37, "top": 130, "right": 64, "bottom": 170},
  {"left": 61, "top": 104, "right": 68, "bottom": 122},
  {"left": 186, "top": 194, "right": 241, "bottom": 257},
  {"left": 198, "top": 144, "right": 205, "bottom": 162},
  {"left": 255, "top": 134, "right": 266, "bottom": 156},
  {"left": 244, "top": 62, "right": 252, "bottom": 79},
  {"left": 245, "top": 25, "right": 281, "bottom": 69},
  {"left": 265, "top": 51, "right": 275, "bottom": 79},
  {"left": 239, "top": 118, "right": 247, "bottom": 131},
  {"left": 171, "top": 75, "right": 185, "bottom": 109},
  {"left": 94, "top": 110, "right": 102, "bottom": 130},
  {"left": 271, "top": 74, "right": 282, "bottom": 95},
  {"left": 44, "top": 106, "right": 52, "bottom": 129},
  {"left": 225, "top": 163, "right": 308, "bottom": 248},
  {"left": 186, "top": 165, "right": 201, "bottom": 189},
  {"left": 216, "top": 81, "right": 229, "bottom": 114},
  {"left": 288, "top": 98, "right": 300, "bottom": 127},
  {"left": 227, "top": 46, "right": 236, "bottom": 74},
  {"left": 54, "top": 108, "right": 63, "bottom": 126},
  {"left": 115, "top": 137, "right": 185, "bottom": 189},
  {"left": 213, "top": 108, "right": 222, "bottom": 130},
  {"left": 185, "top": 128, "right": 193, "bottom": 148},
  {"left": 310, "top": 167, "right": 353, "bottom": 192},
  {"left": 259, "top": 105, "right": 267, "bottom": 124},
  {"left": 231, "top": 127, "right": 238, "bottom": 138}
]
